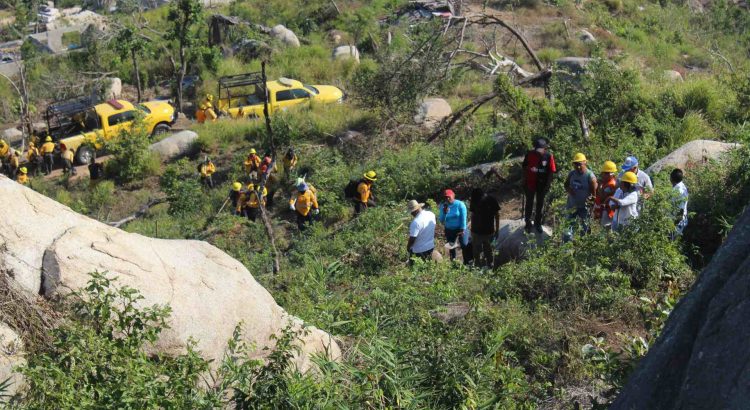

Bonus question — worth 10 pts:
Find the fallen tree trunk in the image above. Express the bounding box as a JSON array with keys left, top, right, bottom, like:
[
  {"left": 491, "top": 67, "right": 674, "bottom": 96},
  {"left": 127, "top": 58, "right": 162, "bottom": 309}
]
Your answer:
[
  {"left": 427, "top": 92, "right": 498, "bottom": 143},
  {"left": 108, "top": 198, "right": 166, "bottom": 229}
]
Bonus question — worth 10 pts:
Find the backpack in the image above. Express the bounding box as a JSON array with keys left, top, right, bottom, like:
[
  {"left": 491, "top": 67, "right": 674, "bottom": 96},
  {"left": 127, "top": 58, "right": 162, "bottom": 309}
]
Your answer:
[{"left": 344, "top": 179, "right": 361, "bottom": 199}]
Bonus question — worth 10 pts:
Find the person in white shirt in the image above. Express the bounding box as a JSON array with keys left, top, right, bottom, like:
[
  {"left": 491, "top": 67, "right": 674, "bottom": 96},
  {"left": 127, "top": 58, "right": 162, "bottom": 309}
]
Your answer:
[
  {"left": 620, "top": 155, "right": 654, "bottom": 197},
  {"left": 671, "top": 168, "right": 689, "bottom": 236},
  {"left": 609, "top": 171, "right": 640, "bottom": 231},
  {"left": 406, "top": 199, "right": 436, "bottom": 263}
]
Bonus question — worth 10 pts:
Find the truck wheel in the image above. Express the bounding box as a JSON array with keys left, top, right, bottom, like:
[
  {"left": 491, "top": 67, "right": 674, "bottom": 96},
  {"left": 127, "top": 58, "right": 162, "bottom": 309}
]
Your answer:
[
  {"left": 151, "top": 123, "right": 171, "bottom": 137},
  {"left": 75, "top": 146, "right": 95, "bottom": 165}
]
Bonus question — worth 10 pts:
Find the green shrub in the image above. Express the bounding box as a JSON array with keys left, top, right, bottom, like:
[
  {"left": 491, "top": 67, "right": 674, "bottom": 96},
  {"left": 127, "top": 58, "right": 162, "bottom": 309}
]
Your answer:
[
  {"left": 86, "top": 180, "right": 116, "bottom": 219},
  {"left": 103, "top": 120, "right": 161, "bottom": 183},
  {"left": 160, "top": 159, "right": 204, "bottom": 217}
]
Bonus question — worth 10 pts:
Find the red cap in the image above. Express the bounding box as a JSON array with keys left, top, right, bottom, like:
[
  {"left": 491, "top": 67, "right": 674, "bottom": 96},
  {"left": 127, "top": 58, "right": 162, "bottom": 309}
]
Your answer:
[{"left": 443, "top": 189, "right": 455, "bottom": 198}]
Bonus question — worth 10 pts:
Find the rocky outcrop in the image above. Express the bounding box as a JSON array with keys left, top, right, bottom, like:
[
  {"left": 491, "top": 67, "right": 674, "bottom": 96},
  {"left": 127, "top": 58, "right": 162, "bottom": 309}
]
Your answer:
[
  {"left": 332, "top": 45, "right": 360, "bottom": 63},
  {"left": 149, "top": 130, "right": 199, "bottom": 161},
  {"left": 0, "top": 176, "right": 340, "bottom": 375},
  {"left": 414, "top": 98, "right": 452, "bottom": 129},
  {"left": 0, "top": 322, "right": 24, "bottom": 396},
  {"left": 1, "top": 128, "right": 22, "bottom": 145},
  {"left": 579, "top": 29, "right": 596, "bottom": 43},
  {"left": 103, "top": 77, "right": 122, "bottom": 100},
  {"left": 612, "top": 205, "right": 750, "bottom": 409},
  {"left": 663, "top": 70, "right": 684, "bottom": 81},
  {"left": 645, "top": 139, "right": 740, "bottom": 174},
  {"left": 494, "top": 219, "right": 551, "bottom": 265},
  {"left": 270, "top": 25, "right": 300, "bottom": 48}
]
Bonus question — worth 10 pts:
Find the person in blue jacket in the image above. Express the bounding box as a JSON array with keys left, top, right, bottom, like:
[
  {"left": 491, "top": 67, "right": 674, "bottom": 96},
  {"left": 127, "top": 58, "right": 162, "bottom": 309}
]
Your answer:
[{"left": 438, "top": 189, "right": 472, "bottom": 264}]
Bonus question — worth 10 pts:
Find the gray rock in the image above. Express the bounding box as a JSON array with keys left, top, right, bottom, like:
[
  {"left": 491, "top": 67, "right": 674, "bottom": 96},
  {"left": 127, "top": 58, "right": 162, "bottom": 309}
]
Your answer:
[
  {"left": 430, "top": 302, "right": 470, "bottom": 324},
  {"left": 645, "top": 139, "right": 740, "bottom": 174},
  {"left": 0, "top": 322, "right": 25, "bottom": 397},
  {"left": 579, "top": 29, "right": 596, "bottom": 43},
  {"left": 103, "top": 77, "right": 122, "bottom": 100},
  {"left": 270, "top": 24, "right": 300, "bottom": 48},
  {"left": 149, "top": 130, "right": 198, "bottom": 161},
  {"left": 554, "top": 57, "right": 595, "bottom": 75},
  {"left": 1, "top": 127, "right": 22, "bottom": 144},
  {"left": 414, "top": 98, "right": 452, "bottom": 129},
  {"left": 494, "top": 219, "right": 552, "bottom": 265},
  {"left": 663, "top": 70, "right": 684, "bottom": 81},
  {"left": 328, "top": 29, "right": 345, "bottom": 44},
  {"left": 612, "top": 205, "right": 750, "bottom": 409},
  {"left": 332, "top": 45, "right": 360, "bottom": 63},
  {"left": 0, "top": 175, "right": 341, "bottom": 376},
  {"left": 335, "top": 130, "right": 364, "bottom": 146}
]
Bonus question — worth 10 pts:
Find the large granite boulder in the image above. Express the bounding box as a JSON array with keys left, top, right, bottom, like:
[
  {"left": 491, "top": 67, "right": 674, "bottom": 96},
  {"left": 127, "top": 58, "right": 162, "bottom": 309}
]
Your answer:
[
  {"left": 0, "top": 322, "right": 24, "bottom": 397},
  {"left": 414, "top": 98, "right": 452, "bottom": 129},
  {"left": 613, "top": 205, "right": 750, "bottom": 409},
  {"left": 149, "top": 130, "right": 199, "bottom": 161},
  {"left": 270, "top": 25, "right": 300, "bottom": 48},
  {"left": 645, "top": 139, "right": 740, "bottom": 174},
  {"left": 332, "top": 45, "right": 360, "bottom": 63},
  {"left": 0, "top": 176, "right": 340, "bottom": 377},
  {"left": 494, "top": 219, "right": 552, "bottom": 265}
]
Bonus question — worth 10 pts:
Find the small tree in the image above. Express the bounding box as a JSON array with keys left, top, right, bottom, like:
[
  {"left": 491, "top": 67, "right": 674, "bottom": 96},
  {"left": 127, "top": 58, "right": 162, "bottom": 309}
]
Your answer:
[
  {"left": 103, "top": 119, "right": 159, "bottom": 183},
  {"left": 114, "top": 26, "right": 150, "bottom": 102},
  {"left": 166, "top": 0, "right": 203, "bottom": 113}
]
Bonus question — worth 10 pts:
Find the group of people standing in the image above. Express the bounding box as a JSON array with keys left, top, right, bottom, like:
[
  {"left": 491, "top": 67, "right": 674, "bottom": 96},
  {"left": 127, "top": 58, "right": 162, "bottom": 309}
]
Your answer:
[
  {"left": 406, "top": 187, "right": 501, "bottom": 268},
  {"left": 406, "top": 137, "right": 690, "bottom": 267}
]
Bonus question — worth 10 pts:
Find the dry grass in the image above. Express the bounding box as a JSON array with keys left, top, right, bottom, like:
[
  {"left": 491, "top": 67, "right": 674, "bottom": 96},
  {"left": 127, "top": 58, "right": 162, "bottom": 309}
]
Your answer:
[{"left": 0, "top": 271, "right": 59, "bottom": 352}]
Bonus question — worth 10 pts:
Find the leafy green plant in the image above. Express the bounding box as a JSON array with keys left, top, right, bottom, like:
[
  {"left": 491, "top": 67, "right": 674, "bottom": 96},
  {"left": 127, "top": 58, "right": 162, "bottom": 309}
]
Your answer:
[{"left": 103, "top": 119, "right": 160, "bottom": 183}]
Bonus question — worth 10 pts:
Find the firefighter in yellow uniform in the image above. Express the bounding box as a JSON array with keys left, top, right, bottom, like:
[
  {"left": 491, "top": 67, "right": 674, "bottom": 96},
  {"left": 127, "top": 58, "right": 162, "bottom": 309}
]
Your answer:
[
  {"left": 40, "top": 136, "right": 56, "bottom": 175},
  {"left": 355, "top": 171, "right": 377, "bottom": 214},
  {"left": 282, "top": 148, "right": 298, "bottom": 178},
  {"left": 8, "top": 150, "right": 20, "bottom": 177},
  {"left": 244, "top": 148, "right": 261, "bottom": 180},
  {"left": 26, "top": 142, "right": 42, "bottom": 176},
  {"left": 16, "top": 167, "right": 28, "bottom": 185},
  {"left": 290, "top": 182, "right": 319, "bottom": 231},
  {"left": 199, "top": 157, "right": 216, "bottom": 188},
  {"left": 243, "top": 183, "right": 267, "bottom": 221},
  {"left": 61, "top": 147, "right": 76, "bottom": 175}
]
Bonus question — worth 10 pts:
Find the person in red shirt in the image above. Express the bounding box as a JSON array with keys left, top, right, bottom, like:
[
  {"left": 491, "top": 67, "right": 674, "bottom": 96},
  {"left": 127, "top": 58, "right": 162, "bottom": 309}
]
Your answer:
[{"left": 522, "top": 138, "right": 557, "bottom": 233}]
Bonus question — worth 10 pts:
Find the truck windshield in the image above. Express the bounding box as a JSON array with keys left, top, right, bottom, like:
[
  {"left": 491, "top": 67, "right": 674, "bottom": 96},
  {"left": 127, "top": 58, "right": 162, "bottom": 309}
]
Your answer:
[
  {"left": 137, "top": 104, "right": 152, "bottom": 114},
  {"left": 303, "top": 85, "right": 319, "bottom": 95}
]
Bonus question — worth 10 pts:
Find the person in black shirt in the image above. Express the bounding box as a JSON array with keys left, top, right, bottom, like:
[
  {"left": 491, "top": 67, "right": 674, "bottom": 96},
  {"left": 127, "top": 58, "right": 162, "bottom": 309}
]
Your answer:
[{"left": 470, "top": 188, "right": 500, "bottom": 267}]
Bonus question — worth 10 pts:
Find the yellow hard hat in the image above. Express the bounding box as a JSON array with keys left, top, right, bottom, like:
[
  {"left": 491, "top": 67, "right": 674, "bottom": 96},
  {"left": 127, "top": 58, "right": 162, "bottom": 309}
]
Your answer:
[
  {"left": 232, "top": 182, "right": 242, "bottom": 191},
  {"left": 363, "top": 170, "right": 377, "bottom": 181},
  {"left": 601, "top": 160, "right": 617, "bottom": 173},
  {"left": 45, "top": 136, "right": 52, "bottom": 142},
  {"left": 249, "top": 148, "right": 257, "bottom": 155},
  {"left": 19, "top": 167, "right": 27, "bottom": 174},
  {"left": 621, "top": 171, "right": 638, "bottom": 184},
  {"left": 246, "top": 183, "right": 255, "bottom": 190},
  {"left": 206, "top": 94, "right": 214, "bottom": 101},
  {"left": 572, "top": 153, "right": 587, "bottom": 163},
  {"left": 14, "top": 150, "right": 19, "bottom": 155}
]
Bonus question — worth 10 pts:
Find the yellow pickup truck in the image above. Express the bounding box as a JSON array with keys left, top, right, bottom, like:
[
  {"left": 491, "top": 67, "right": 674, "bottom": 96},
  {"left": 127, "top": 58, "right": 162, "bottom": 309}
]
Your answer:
[
  {"left": 46, "top": 97, "right": 176, "bottom": 164},
  {"left": 216, "top": 74, "right": 344, "bottom": 119}
]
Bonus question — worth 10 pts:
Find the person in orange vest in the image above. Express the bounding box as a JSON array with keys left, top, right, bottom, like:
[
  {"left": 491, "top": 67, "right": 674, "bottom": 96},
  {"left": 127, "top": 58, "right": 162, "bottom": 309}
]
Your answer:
[
  {"left": 594, "top": 161, "right": 618, "bottom": 228},
  {"left": 355, "top": 171, "right": 377, "bottom": 214},
  {"left": 244, "top": 148, "right": 261, "bottom": 180},
  {"left": 243, "top": 183, "right": 267, "bottom": 221},
  {"left": 16, "top": 166, "right": 28, "bottom": 185},
  {"left": 40, "top": 136, "right": 56, "bottom": 175},
  {"left": 196, "top": 103, "right": 207, "bottom": 124},
  {"left": 289, "top": 182, "right": 319, "bottom": 231}
]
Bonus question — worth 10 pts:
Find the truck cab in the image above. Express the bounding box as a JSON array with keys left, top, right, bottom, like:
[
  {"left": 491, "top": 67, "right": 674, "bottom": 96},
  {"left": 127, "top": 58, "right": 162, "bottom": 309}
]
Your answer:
[
  {"left": 216, "top": 73, "right": 344, "bottom": 119},
  {"left": 46, "top": 97, "right": 176, "bottom": 164}
]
